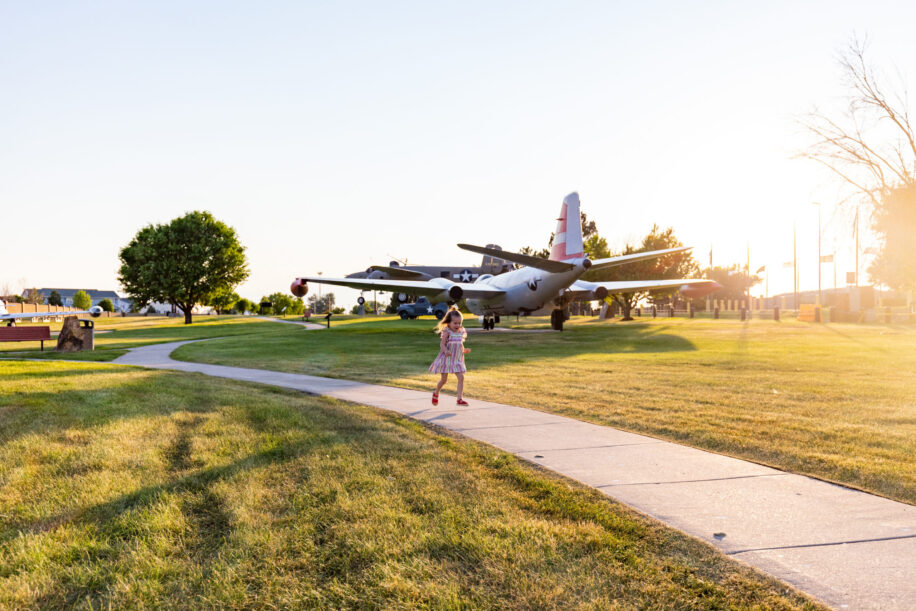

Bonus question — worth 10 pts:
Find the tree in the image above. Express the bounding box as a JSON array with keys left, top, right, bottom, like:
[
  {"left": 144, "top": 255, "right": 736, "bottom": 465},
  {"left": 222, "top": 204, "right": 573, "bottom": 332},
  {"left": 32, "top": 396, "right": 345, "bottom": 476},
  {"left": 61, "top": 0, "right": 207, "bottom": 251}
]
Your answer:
[
  {"left": 307, "top": 292, "right": 335, "bottom": 314},
  {"left": 23, "top": 288, "right": 44, "bottom": 305},
  {"left": 233, "top": 298, "right": 254, "bottom": 314},
  {"left": 799, "top": 37, "right": 916, "bottom": 293},
  {"left": 48, "top": 291, "right": 62, "bottom": 306},
  {"left": 72, "top": 290, "right": 92, "bottom": 310},
  {"left": 209, "top": 290, "right": 240, "bottom": 315},
  {"left": 691, "top": 265, "right": 761, "bottom": 306},
  {"left": 262, "top": 292, "right": 305, "bottom": 316},
  {"left": 868, "top": 183, "right": 916, "bottom": 293},
  {"left": 118, "top": 211, "right": 249, "bottom": 324},
  {"left": 584, "top": 225, "right": 699, "bottom": 321},
  {"left": 98, "top": 298, "right": 115, "bottom": 312}
]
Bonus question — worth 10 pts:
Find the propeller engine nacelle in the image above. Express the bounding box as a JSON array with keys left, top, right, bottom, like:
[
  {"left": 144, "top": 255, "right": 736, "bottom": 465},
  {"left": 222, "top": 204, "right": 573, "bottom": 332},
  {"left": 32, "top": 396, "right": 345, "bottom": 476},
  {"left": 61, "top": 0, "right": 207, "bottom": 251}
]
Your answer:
[
  {"left": 89, "top": 306, "right": 103, "bottom": 318},
  {"left": 592, "top": 286, "right": 608, "bottom": 300},
  {"left": 290, "top": 278, "right": 309, "bottom": 297}
]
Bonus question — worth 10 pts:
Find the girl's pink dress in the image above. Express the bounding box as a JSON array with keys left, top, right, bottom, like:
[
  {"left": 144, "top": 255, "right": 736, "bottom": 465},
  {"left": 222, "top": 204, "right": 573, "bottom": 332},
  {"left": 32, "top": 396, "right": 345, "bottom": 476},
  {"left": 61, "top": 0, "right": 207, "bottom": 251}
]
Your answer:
[{"left": 429, "top": 328, "right": 467, "bottom": 373}]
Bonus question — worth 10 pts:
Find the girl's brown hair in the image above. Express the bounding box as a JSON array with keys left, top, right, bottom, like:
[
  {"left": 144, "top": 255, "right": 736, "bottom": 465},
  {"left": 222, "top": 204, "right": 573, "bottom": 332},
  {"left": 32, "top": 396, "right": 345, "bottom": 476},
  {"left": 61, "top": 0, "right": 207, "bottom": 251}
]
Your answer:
[{"left": 434, "top": 305, "right": 463, "bottom": 334}]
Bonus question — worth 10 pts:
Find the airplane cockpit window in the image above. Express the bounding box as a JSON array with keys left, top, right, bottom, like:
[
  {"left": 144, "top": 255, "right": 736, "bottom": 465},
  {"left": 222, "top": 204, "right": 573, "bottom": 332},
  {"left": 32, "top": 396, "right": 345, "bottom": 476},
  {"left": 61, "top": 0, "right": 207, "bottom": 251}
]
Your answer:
[{"left": 476, "top": 274, "right": 493, "bottom": 283}]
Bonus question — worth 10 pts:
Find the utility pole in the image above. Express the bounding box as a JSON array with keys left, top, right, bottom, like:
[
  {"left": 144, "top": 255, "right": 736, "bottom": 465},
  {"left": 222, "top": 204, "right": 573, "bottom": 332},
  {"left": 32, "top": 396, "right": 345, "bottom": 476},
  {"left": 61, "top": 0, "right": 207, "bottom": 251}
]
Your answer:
[
  {"left": 793, "top": 221, "right": 798, "bottom": 310},
  {"left": 854, "top": 205, "right": 859, "bottom": 287},
  {"left": 813, "top": 202, "right": 822, "bottom": 305},
  {"left": 746, "top": 242, "right": 750, "bottom": 311}
]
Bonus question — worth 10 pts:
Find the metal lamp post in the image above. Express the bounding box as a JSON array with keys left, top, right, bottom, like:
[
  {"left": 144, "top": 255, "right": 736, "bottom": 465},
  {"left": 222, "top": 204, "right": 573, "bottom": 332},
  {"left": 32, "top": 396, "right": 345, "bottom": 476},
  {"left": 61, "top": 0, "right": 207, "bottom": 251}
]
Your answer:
[{"left": 816, "top": 202, "right": 822, "bottom": 305}]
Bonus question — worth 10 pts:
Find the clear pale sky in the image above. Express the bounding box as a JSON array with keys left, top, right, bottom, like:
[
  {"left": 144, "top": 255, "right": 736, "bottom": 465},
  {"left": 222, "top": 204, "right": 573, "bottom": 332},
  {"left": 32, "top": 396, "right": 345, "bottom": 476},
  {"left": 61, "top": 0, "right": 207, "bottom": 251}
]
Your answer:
[{"left": 3, "top": 1, "right": 915, "bottom": 305}]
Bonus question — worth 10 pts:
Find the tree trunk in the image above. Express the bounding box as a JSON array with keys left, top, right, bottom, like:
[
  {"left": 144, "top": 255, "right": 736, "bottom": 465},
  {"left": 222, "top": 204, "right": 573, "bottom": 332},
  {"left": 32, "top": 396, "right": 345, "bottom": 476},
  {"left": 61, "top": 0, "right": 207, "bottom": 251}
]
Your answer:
[{"left": 183, "top": 307, "right": 193, "bottom": 324}]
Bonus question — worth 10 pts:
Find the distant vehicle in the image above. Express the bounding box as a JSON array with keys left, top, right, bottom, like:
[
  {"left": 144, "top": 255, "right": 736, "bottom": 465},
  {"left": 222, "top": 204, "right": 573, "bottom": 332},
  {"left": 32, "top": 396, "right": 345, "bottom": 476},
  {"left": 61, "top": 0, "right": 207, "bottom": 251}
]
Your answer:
[{"left": 397, "top": 297, "right": 448, "bottom": 320}]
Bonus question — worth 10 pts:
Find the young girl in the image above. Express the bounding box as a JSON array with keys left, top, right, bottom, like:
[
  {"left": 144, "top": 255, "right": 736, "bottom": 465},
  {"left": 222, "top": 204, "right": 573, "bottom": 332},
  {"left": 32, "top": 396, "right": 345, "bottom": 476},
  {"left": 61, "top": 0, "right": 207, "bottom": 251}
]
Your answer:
[{"left": 429, "top": 306, "right": 470, "bottom": 406}]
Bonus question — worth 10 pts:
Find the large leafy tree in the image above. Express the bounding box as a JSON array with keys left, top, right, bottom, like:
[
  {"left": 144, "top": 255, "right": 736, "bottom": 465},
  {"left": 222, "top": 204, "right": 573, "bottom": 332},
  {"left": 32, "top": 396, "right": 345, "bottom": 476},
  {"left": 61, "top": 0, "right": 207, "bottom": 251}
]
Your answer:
[
  {"left": 694, "top": 265, "right": 761, "bottom": 304},
  {"left": 209, "top": 290, "right": 240, "bottom": 315},
  {"left": 262, "top": 292, "right": 305, "bottom": 316},
  {"left": 48, "top": 291, "right": 63, "bottom": 306},
  {"left": 868, "top": 184, "right": 916, "bottom": 293},
  {"left": 584, "top": 225, "right": 699, "bottom": 320},
  {"left": 799, "top": 37, "right": 916, "bottom": 293},
  {"left": 118, "top": 211, "right": 249, "bottom": 324},
  {"left": 72, "top": 290, "right": 92, "bottom": 310}
]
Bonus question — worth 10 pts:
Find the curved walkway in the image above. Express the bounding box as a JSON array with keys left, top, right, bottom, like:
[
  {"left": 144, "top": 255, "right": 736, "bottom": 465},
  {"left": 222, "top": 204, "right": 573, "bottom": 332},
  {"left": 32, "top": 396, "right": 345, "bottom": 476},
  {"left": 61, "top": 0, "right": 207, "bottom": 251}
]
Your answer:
[{"left": 113, "top": 341, "right": 915, "bottom": 610}]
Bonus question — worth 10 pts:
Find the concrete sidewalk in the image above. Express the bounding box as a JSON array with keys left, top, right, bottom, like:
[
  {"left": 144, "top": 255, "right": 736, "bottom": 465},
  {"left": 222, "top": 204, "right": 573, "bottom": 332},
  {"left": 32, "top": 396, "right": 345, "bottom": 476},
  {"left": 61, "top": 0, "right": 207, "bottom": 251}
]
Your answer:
[{"left": 114, "top": 341, "right": 916, "bottom": 610}]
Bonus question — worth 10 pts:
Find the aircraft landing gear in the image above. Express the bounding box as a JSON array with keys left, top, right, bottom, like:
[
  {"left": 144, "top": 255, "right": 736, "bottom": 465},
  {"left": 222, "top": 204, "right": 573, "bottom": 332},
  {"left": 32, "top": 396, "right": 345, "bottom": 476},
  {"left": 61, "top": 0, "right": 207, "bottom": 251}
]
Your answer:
[
  {"left": 482, "top": 315, "right": 497, "bottom": 330},
  {"left": 550, "top": 308, "right": 569, "bottom": 331}
]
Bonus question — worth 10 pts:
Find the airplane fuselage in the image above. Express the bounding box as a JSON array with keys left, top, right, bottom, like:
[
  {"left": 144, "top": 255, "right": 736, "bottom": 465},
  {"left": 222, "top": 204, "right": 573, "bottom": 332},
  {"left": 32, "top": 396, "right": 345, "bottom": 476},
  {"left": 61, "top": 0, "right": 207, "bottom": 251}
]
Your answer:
[{"left": 465, "top": 259, "right": 590, "bottom": 316}]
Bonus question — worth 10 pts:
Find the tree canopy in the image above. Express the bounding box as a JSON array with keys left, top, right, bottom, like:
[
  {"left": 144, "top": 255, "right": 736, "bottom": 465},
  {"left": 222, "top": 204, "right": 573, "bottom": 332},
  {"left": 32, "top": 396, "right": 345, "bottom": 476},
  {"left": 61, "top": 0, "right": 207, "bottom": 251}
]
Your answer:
[
  {"left": 48, "top": 291, "right": 62, "bottom": 307},
  {"left": 118, "top": 211, "right": 249, "bottom": 324},
  {"left": 800, "top": 37, "right": 916, "bottom": 293},
  {"left": 261, "top": 292, "right": 305, "bottom": 316},
  {"left": 584, "top": 225, "right": 699, "bottom": 320},
  {"left": 72, "top": 290, "right": 92, "bottom": 310},
  {"left": 98, "top": 298, "right": 115, "bottom": 312}
]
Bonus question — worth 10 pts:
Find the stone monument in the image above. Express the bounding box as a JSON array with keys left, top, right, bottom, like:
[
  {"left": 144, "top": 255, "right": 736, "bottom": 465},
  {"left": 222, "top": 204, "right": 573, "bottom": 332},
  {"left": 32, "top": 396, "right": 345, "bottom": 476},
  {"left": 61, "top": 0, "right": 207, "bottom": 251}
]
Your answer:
[{"left": 56, "top": 316, "right": 94, "bottom": 352}]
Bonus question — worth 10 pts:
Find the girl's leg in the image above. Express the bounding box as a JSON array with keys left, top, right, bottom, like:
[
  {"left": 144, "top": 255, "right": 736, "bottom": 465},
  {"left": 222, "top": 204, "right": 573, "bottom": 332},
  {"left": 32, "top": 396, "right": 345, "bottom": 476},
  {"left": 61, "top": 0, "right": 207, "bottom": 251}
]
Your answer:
[
  {"left": 455, "top": 372, "right": 464, "bottom": 401},
  {"left": 435, "top": 373, "right": 448, "bottom": 393}
]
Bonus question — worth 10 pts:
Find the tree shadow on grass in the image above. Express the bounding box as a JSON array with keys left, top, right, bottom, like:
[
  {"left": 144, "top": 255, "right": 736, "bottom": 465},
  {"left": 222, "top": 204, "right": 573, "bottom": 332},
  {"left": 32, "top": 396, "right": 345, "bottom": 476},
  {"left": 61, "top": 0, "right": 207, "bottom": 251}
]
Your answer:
[{"left": 9, "top": 388, "right": 418, "bottom": 608}]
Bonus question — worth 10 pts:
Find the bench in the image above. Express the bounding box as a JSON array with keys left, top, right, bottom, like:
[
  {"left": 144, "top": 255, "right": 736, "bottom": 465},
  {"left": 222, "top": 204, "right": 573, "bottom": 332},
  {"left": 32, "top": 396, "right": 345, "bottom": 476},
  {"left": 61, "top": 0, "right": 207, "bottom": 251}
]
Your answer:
[{"left": 0, "top": 326, "right": 52, "bottom": 351}]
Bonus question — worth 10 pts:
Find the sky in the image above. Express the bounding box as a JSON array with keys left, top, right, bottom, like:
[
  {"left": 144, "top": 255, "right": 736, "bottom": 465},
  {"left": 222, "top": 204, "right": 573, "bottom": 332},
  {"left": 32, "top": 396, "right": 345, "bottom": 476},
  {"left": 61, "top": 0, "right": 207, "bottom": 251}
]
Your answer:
[{"left": 3, "top": 1, "right": 915, "bottom": 306}]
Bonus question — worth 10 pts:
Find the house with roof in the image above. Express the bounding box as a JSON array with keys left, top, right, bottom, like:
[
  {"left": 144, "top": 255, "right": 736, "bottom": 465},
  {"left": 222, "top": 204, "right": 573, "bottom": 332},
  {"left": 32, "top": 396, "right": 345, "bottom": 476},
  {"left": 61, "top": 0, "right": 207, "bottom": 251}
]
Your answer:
[{"left": 34, "top": 289, "right": 132, "bottom": 312}]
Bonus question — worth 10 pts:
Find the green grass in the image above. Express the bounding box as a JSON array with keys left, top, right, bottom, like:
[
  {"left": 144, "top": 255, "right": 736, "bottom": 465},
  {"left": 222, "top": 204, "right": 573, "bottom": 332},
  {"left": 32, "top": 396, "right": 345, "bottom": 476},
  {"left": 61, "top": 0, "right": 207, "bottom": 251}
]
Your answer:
[
  {"left": 173, "top": 315, "right": 916, "bottom": 505},
  {"left": 0, "top": 360, "right": 819, "bottom": 609},
  {"left": 0, "top": 315, "right": 286, "bottom": 361}
]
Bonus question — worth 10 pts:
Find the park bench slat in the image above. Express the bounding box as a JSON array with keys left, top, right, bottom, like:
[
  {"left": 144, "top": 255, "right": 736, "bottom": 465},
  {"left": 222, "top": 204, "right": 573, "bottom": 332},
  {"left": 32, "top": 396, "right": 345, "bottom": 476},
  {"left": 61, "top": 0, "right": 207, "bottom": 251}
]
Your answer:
[{"left": 0, "top": 326, "right": 52, "bottom": 350}]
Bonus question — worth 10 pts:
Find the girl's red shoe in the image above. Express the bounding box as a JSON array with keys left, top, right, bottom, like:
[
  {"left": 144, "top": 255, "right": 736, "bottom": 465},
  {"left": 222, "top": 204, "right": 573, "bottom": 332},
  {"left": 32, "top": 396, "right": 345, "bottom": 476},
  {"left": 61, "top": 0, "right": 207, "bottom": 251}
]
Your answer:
[
  {"left": 432, "top": 392, "right": 439, "bottom": 406},
  {"left": 456, "top": 399, "right": 469, "bottom": 406}
]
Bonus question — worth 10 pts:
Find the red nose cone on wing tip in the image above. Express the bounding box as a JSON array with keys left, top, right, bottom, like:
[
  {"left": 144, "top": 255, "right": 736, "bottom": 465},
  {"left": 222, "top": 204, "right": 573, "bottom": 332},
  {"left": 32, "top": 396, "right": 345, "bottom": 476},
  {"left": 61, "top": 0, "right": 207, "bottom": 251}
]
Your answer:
[{"left": 290, "top": 278, "right": 308, "bottom": 297}]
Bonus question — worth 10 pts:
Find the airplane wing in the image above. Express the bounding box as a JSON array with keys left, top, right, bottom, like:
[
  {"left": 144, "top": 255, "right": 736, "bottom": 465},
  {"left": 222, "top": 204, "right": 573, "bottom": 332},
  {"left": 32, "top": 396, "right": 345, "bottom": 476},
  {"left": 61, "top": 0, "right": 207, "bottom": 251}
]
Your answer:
[
  {"left": 368, "top": 265, "right": 430, "bottom": 279},
  {"left": 589, "top": 246, "right": 693, "bottom": 271},
  {"left": 1, "top": 309, "right": 98, "bottom": 322},
  {"left": 568, "top": 278, "right": 722, "bottom": 300},
  {"left": 457, "top": 244, "right": 575, "bottom": 272},
  {"left": 293, "top": 276, "right": 505, "bottom": 300}
]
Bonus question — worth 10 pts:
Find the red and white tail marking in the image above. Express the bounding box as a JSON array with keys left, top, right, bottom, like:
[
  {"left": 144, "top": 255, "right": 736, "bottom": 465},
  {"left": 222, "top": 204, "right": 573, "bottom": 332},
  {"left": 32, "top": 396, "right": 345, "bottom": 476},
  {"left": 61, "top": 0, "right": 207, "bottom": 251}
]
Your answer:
[{"left": 549, "top": 192, "right": 584, "bottom": 262}]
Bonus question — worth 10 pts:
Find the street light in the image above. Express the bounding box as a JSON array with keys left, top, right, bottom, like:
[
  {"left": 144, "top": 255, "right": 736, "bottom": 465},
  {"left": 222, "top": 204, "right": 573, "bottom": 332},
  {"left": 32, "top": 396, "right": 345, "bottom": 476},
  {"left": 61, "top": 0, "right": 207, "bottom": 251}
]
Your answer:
[
  {"left": 317, "top": 271, "right": 322, "bottom": 313},
  {"left": 813, "top": 202, "right": 822, "bottom": 304}
]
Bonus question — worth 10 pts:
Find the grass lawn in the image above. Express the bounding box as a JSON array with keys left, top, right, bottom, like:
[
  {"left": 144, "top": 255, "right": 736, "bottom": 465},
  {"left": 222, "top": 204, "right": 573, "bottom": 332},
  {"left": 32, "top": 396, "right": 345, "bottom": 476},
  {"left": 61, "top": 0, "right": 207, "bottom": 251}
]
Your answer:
[
  {"left": 173, "top": 315, "right": 916, "bottom": 505},
  {"left": 0, "top": 360, "right": 819, "bottom": 609},
  {"left": 0, "top": 315, "right": 287, "bottom": 361}
]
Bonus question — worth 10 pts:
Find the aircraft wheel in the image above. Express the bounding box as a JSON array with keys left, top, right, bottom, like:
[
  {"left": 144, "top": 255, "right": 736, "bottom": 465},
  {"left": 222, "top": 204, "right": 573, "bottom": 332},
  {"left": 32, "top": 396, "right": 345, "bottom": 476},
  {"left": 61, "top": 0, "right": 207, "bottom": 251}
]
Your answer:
[
  {"left": 399, "top": 311, "right": 409, "bottom": 320},
  {"left": 434, "top": 310, "right": 445, "bottom": 320},
  {"left": 494, "top": 315, "right": 500, "bottom": 324},
  {"left": 357, "top": 296, "right": 365, "bottom": 305},
  {"left": 550, "top": 310, "right": 564, "bottom": 331}
]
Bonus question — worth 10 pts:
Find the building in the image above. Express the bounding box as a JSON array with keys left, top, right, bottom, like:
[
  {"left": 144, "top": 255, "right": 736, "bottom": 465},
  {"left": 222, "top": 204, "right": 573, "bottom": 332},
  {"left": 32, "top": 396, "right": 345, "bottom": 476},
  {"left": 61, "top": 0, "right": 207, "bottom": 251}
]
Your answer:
[{"left": 34, "top": 288, "right": 132, "bottom": 312}]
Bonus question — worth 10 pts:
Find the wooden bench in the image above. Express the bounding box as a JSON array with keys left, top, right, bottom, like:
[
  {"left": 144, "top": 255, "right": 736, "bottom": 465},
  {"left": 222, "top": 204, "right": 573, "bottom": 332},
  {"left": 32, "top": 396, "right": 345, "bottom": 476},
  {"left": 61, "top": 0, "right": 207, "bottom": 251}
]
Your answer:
[{"left": 0, "top": 326, "right": 52, "bottom": 351}]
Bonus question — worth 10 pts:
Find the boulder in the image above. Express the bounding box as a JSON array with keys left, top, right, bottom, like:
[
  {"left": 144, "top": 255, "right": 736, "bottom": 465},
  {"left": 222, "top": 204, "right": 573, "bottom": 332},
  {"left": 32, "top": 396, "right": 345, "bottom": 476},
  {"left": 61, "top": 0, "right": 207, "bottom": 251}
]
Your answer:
[{"left": 56, "top": 316, "right": 94, "bottom": 352}]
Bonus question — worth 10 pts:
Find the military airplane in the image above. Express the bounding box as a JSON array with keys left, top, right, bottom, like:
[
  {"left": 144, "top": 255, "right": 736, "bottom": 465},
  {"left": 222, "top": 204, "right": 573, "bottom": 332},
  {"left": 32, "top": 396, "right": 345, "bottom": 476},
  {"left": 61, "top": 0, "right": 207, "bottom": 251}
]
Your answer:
[
  {"left": 291, "top": 192, "right": 722, "bottom": 330},
  {"left": 0, "top": 299, "right": 102, "bottom": 326},
  {"left": 344, "top": 248, "right": 512, "bottom": 306}
]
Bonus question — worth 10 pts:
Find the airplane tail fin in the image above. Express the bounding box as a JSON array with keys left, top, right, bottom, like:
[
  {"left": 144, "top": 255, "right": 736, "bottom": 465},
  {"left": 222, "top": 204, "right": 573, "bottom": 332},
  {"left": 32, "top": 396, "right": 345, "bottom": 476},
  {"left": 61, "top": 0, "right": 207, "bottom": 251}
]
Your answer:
[{"left": 549, "top": 192, "right": 585, "bottom": 262}]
